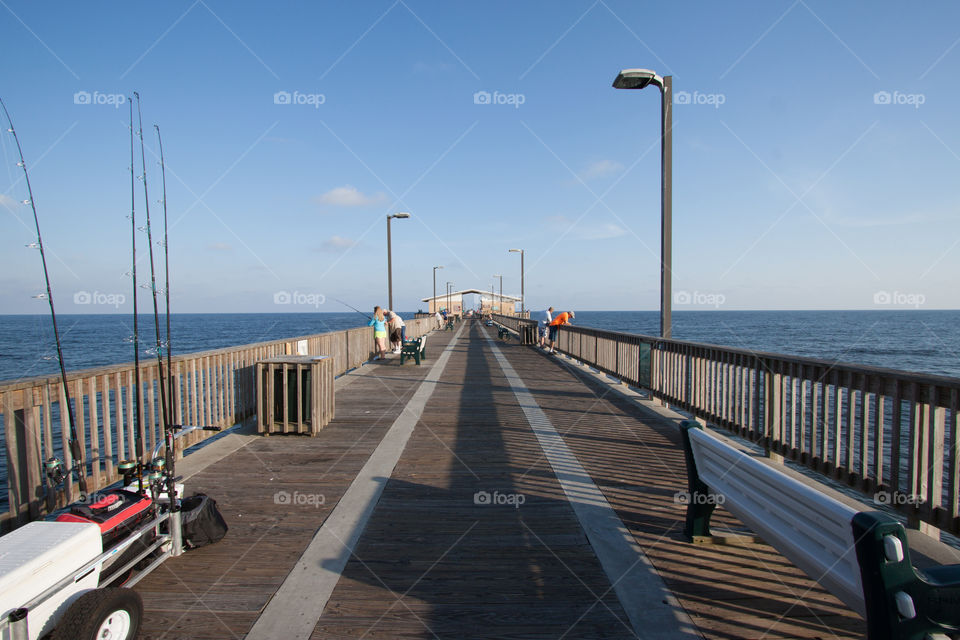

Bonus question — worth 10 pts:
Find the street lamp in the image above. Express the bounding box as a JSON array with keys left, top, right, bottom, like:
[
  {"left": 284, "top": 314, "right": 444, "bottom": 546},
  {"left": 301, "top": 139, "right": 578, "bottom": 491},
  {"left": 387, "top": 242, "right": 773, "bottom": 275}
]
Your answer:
[
  {"left": 446, "top": 281, "right": 452, "bottom": 317},
  {"left": 432, "top": 265, "right": 443, "bottom": 314},
  {"left": 386, "top": 212, "right": 410, "bottom": 311},
  {"left": 493, "top": 274, "right": 503, "bottom": 315},
  {"left": 508, "top": 248, "right": 524, "bottom": 316},
  {"left": 613, "top": 68, "right": 672, "bottom": 339}
]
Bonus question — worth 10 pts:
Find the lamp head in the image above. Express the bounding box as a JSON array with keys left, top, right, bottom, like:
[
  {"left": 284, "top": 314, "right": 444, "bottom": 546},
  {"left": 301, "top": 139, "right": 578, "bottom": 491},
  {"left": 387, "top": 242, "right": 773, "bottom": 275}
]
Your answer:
[
  {"left": 508, "top": 248, "right": 522, "bottom": 253},
  {"left": 613, "top": 68, "right": 663, "bottom": 90},
  {"left": 390, "top": 212, "right": 411, "bottom": 219}
]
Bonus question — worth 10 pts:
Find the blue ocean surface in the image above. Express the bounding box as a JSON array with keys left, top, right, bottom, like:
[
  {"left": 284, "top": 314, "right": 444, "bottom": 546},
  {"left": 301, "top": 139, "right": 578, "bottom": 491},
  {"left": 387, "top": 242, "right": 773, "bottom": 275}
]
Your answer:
[{"left": 1, "top": 309, "right": 958, "bottom": 383}]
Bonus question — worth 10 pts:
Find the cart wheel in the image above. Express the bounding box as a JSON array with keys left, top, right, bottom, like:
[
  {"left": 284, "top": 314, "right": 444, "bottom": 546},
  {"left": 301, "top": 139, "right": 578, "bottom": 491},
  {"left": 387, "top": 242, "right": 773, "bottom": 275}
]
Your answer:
[{"left": 51, "top": 588, "right": 142, "bottom": 640}]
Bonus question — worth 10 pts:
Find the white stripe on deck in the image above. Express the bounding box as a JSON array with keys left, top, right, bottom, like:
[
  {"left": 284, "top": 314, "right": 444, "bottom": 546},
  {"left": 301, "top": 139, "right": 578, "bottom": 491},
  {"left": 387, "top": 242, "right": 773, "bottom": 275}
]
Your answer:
[
  {"left": 482, "top": 327, "right": 699, "bottom": 640},
  {"left": 247, "top": 324, "right": 464, "bottom": 640}
]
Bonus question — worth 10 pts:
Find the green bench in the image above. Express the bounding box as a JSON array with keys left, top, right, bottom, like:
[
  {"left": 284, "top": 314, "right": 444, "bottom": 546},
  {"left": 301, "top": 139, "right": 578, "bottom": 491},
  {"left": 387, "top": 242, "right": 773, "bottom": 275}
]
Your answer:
[
  {"left": 497, "top": 326, "right": 509, "bottom": 340},
  {"left": 444, "top": 319, "right": 455, "bottom": 331},
  {"left": 400, "top": 336, "right": 427, "bottom": 365}
]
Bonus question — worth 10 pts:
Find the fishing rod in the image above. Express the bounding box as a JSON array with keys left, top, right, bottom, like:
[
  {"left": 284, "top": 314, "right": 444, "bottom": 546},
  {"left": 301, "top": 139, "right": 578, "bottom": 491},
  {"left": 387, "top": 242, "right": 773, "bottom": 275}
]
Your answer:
[
  {"left": 133, "top": 93, "right": 171, "bottom": 463},
  {"left": 0, "top": 97, "right": 89, "bottom": 496},
  {"left": 333, "top": 298, "right": 372, "bottom": 320},
  {"left": 129, "top": 98, "right": 145, "bottom": 496},
  {"left": 154, "top": 123, "right": 178, "bottom": 509}
]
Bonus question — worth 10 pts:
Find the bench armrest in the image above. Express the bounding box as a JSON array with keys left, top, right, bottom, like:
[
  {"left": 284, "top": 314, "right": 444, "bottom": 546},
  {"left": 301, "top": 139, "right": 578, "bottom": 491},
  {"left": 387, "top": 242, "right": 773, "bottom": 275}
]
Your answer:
[{"left": 852, "top": 511, "right": 960, "bottom": 640}]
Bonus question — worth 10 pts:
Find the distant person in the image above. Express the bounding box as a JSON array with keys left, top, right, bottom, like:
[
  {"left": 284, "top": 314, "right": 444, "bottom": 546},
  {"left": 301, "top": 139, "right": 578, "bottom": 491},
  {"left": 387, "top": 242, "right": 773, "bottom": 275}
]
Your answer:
[
  {"left": 368, "top": 306, "right": 388, "bottom": 360},
  {"left": 385, "top": 310, "right": 406, "bottom": 353},
  {"left": 539, "top": 307, "right": 554, "bottom": 348},
  {"left": 548, "top": 310, "right": 574, "bottom": 353},
  {"left": 434, "top": 310, "right": 443, "bottom": 329}
]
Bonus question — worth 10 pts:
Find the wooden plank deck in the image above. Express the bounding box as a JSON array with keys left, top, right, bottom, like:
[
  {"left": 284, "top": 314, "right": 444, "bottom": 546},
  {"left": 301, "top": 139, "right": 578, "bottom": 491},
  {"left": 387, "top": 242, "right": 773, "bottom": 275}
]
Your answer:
[{"left": 134, "top": 320, "right": 864, "bottom": 639}]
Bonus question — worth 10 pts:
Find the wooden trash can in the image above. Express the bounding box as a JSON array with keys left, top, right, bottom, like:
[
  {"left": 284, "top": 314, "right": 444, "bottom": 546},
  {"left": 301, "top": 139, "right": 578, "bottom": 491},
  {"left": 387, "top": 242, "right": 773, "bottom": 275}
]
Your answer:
[{"left": 256, "top": 356, "right": 334, "bottom": 435}]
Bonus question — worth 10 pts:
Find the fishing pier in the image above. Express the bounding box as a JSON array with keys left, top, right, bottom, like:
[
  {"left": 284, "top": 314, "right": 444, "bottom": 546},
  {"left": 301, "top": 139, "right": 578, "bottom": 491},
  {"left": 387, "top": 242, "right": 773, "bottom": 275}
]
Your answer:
[{"left": 2, "top": 318, "right": 960, "bottom": 639}]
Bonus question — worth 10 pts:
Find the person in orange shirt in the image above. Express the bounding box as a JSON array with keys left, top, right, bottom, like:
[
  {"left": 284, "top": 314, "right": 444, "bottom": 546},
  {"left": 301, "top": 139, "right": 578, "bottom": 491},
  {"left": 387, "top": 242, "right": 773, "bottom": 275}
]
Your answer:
[{"left": 548, "top": 310, "right": 574, "bottom": 353}]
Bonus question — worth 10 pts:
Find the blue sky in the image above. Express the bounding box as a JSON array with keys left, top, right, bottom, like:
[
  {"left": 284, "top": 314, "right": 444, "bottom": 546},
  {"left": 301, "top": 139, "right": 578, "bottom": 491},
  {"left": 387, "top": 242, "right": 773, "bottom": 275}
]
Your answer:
[{"left": 1, "top": 1, "right": 958, "bottom": 314}]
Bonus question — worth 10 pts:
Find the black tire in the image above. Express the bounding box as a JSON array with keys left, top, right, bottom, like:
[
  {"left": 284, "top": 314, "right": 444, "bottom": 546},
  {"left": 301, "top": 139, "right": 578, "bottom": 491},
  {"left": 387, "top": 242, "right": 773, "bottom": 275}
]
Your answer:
[{"left": 51, "top": 588, "right": 143, "bottom": 640}]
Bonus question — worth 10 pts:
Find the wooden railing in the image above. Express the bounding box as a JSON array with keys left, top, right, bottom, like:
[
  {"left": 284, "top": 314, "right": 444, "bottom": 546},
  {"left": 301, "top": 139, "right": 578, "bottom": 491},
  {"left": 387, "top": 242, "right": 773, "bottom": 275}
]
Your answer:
[
  {"left": 493, "top": 316, "right": 960, "bottom": 535},
  {"left": 0, "top": 317, "right": 433, "bottom": 531}
]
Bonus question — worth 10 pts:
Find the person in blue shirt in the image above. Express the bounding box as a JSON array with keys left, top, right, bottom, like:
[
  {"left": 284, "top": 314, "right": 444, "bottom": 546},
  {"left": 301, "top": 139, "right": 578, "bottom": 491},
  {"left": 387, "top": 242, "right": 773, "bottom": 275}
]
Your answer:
[{"left": 368, "top": 306, "right": 387, "bottom": 360}]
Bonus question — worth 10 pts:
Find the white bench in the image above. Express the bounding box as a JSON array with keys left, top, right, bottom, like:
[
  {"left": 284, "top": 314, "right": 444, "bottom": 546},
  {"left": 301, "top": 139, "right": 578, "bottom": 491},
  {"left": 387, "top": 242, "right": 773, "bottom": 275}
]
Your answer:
[{"left": 679, "top": 421, "right": 960, "bottom": 640}]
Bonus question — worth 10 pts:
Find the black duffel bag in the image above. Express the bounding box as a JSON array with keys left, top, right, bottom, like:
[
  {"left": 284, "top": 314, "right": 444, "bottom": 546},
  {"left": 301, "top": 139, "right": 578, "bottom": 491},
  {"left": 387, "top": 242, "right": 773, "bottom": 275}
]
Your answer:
[{"left": 180, "top": 493, "right": 228, "bottom": 549}]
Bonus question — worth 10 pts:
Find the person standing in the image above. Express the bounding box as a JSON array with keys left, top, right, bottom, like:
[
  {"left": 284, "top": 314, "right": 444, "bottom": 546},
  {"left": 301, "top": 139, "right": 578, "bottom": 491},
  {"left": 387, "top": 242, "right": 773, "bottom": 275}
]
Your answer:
[
  {"left": 548, "top": 310, "right": 574, "bottom": 353},
  {"left": 539, "top": 306, "right": 554, "bottom": 348},
  {"left": 434, "top": 310, "right": 443, "bottom": 329},
  {"left": 368, "top": 306, "right": 388, "bottom": 360},
  {"left": 385, "top": 310, "right": 406, "bottom": 353}
]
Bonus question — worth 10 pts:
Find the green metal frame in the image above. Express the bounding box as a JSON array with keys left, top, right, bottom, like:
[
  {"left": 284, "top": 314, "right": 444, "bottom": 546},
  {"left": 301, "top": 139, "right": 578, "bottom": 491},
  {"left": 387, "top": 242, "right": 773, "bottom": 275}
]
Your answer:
[
  {"left": 679, "top": 420, "right": 716, "bottom": 540},
  {"left": 851, "top": 511, "right": 960, "bottom": 640},
  {"left": 400, "top": 338, "right": 426, "bottom": 365}
]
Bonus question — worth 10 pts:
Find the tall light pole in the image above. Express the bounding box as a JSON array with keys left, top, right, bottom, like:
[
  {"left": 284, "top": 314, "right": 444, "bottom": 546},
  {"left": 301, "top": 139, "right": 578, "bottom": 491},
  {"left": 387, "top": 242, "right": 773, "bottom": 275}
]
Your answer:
[
  {"left": 386, "top": 212, "right": 410, "bottom": 311},
  {"left": 446, "top": 281, "right": 452, "bottom": 317},
  {"left": 432, "top": 265, "right": 443, "bottom": 313},
  {"left": 509, "top": 248, "right": 524, "bottom": 316},
  {"left": 493, "top": 274, "right": 503, "bottom": 315},
  {"left": 613, "top": 68, "right": 672, "bottom": 339}
]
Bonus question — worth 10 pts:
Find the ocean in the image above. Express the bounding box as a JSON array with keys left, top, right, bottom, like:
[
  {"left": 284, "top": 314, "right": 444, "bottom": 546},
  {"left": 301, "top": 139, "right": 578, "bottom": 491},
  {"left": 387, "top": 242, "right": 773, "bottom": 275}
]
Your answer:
[{"left": 2, "top": 310, "right": 958, "bottom": 384}]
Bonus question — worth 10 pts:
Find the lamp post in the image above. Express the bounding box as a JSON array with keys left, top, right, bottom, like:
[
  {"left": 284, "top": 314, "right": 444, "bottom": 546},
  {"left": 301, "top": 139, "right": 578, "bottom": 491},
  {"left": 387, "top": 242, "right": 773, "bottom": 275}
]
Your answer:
[
  {"left": 493, "top": 274, "right": 503, "bottom": 316},
  {"left": 386, "top": 212, "right": 410, "bottom": 311},
  {"left": 508, "top": 248, "right": 524, "bottom": 316},
  {"left": 432, "top": 265, "right": 443, "bottom": 314},
  {"left": 446, "top": 281, "right": 452, "bottom": 318},
  {"left": 613, "top": 68, "right": 672, "bottom": 339}
]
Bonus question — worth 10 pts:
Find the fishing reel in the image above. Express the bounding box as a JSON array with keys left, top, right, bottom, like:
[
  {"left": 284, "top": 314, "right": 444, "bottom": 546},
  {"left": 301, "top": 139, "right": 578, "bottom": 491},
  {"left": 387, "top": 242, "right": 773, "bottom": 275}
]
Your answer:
[{"left": 45, "top": 457, "right": 66, "bottom": 485}]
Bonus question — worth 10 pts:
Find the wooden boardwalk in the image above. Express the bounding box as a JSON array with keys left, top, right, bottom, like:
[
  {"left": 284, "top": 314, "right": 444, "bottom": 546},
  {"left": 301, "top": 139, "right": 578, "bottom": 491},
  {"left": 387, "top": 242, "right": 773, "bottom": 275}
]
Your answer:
[{"left": 134, "top": 321, "right": 864, "bottom": 639}]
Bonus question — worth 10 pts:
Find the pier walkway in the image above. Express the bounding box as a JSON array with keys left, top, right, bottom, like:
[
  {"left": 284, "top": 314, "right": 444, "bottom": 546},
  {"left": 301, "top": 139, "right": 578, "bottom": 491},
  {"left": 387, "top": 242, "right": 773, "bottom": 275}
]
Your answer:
[{"left": 134, "top": 321, "right": 864, "bottom": 639}]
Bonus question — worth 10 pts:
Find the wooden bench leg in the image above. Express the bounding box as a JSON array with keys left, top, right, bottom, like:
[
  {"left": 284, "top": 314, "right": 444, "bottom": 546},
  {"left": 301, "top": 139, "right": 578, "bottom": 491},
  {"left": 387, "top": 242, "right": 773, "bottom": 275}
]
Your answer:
[{"left": 680, "top": 421, "right": 717, "bottom": 542}]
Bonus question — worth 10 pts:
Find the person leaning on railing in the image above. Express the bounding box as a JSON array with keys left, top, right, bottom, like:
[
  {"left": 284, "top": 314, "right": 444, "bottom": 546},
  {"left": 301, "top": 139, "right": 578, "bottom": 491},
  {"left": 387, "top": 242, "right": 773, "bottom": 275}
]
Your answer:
[
  {"left": 538, "top": 306, "right": 554, "bottom": 348},
  {"left": 547, "top": 310, "right": 573, "bottom": 353}
]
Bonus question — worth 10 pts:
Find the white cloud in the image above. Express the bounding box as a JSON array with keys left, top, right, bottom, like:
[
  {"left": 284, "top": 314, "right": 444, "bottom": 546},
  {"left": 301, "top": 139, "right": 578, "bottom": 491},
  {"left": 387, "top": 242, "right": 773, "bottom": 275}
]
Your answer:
[
  {"left": 315, "top": 185, "right": 387, "bottom": 207},
  {"left": 320, "top": 235, "right": 357, "bottom": 252},
  {"left": 578, "top": 159, "right": 623, "bottom": 181},
  {"left": 0, "top": 194, "right": 20, "bottom": 209},
  {"left": 543, "top": 215, "right": 626, "bottom": 240},
  {"left": 207, "top": 242, "right": 233, "bottom": 251}
]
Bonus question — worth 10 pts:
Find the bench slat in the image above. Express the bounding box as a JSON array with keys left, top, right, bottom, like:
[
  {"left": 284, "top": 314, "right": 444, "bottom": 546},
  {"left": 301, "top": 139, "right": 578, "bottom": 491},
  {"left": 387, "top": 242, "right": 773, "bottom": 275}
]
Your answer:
[{"left": 689, "top": 428, "right": 866, "bottom": 617}]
